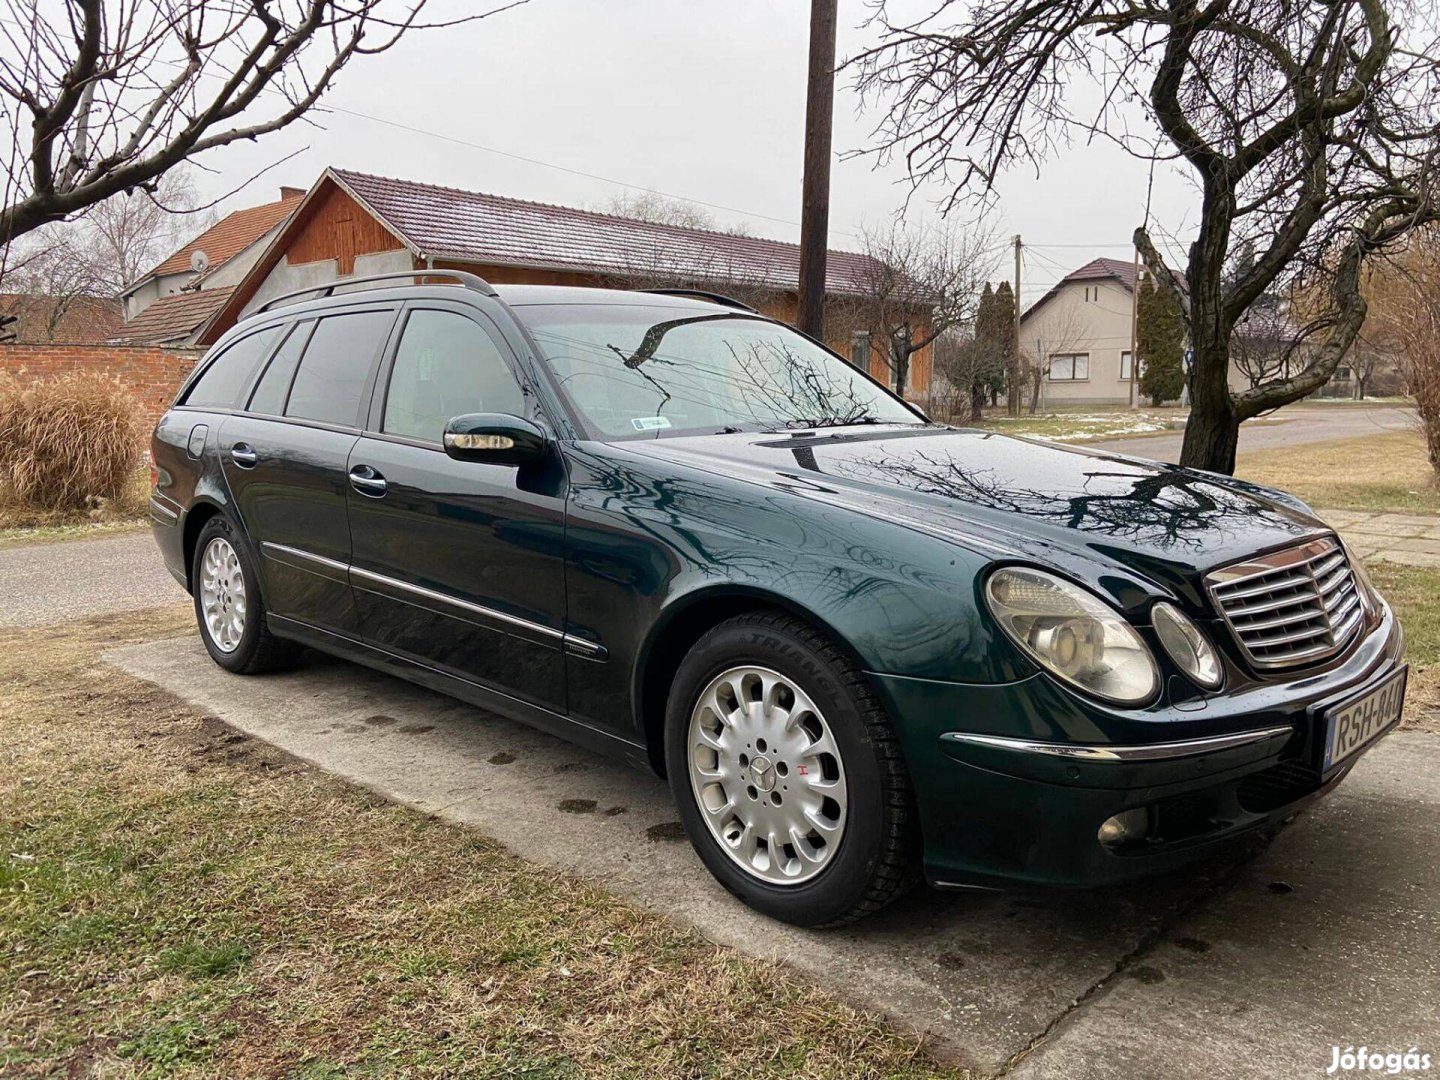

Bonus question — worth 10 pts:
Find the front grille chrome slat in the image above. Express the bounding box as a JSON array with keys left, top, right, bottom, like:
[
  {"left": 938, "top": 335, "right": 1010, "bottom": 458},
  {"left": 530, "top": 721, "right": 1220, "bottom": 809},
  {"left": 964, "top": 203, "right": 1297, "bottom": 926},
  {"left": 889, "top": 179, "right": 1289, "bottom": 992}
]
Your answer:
[
  {"left": 1211, "top": 573, "right": 1312, "bottom": 602},
  {"left": 1207, "top": 537, "right": 1363, "bottom": 670}
]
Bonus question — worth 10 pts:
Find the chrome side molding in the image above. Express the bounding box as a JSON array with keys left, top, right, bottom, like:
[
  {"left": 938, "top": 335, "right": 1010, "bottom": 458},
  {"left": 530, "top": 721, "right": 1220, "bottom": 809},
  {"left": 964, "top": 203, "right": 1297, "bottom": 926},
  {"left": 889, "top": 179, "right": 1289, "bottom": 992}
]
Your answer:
[
  {"left": 942, "top": 725, "right": 1295, "bottom": 763},
  {"left": 260, "top": 541, "right": 605, "bottom": 660}
]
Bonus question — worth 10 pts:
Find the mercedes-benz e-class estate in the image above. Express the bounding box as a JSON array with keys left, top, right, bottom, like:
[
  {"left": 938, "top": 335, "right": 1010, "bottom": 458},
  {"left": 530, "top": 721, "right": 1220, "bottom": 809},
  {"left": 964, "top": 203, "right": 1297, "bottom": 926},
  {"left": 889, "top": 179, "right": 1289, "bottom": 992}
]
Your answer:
[{"left": 150, "top": 271, "right": 1406, "bottom": 926}]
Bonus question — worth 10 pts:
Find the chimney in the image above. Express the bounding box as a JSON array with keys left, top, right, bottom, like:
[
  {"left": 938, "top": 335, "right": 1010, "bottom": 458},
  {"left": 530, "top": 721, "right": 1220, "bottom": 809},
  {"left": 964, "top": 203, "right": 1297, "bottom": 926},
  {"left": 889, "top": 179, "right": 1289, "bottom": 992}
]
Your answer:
[{"left": 280, "top": 186, "right": 305, "bottom": 201}]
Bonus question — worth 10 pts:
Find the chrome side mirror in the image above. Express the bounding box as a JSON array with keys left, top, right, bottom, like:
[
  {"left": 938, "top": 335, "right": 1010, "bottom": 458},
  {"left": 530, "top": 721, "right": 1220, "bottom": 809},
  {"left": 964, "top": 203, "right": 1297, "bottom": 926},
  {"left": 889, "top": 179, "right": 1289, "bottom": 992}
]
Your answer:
[{"left": 443, "top": 413, "right": 547, "bottom": 465}]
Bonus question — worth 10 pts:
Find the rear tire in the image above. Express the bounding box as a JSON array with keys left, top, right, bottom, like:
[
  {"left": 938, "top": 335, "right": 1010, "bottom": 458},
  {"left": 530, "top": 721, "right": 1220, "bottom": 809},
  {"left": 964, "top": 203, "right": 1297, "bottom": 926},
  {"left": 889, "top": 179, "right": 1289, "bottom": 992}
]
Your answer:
[
  {"left": 665, "top": 611, "right": 919, "bottom": 927},
  {"left": 191, "top": 515, "right": 300, "bottom": 674}
]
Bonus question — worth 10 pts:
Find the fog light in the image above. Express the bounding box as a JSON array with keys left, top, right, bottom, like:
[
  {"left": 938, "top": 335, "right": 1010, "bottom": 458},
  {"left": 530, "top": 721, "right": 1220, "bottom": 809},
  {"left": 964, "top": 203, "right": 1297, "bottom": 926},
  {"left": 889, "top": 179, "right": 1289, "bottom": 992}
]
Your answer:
[{"left": 1098, "top": 808, "right": 1149, "bottom": 847}]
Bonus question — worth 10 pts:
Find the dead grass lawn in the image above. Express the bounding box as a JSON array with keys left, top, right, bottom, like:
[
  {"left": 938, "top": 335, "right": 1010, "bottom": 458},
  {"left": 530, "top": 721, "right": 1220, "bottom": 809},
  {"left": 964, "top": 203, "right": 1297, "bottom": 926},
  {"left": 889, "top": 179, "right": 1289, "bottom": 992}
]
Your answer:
[
  {"left": 0, "top": 607, "right": 959, "bottom": 1079},
  {"left": 1236, "top": 430, "right": 1440, "bottom": 514}
]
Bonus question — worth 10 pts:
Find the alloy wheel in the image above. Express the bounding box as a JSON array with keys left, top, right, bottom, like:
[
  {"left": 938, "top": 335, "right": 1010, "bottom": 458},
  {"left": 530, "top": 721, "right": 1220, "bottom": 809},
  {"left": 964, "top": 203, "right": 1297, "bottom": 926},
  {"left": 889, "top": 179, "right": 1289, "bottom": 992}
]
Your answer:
[
  {"left": 686, "top": 665, "right": 848, "bottom": 885},
  {"left": 199, "top": 536, "right": 247, "bottom": 653}
]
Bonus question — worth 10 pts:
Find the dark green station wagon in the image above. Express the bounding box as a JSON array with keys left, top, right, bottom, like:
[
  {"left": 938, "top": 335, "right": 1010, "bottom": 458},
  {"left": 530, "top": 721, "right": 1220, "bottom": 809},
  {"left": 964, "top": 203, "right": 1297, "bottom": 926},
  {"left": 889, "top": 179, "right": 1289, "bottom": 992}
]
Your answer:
[{"left": 151, "top": 271, "right": 1407, "bottom": 926}]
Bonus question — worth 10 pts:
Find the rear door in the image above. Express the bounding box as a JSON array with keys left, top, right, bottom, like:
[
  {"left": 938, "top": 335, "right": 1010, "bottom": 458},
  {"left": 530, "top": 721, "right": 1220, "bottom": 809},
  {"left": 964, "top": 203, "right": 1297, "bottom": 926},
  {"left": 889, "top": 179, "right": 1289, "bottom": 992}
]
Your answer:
[
  {"left": 220, "top": 305, "right": 398, "bottom": 639},
  {"left": 345, "top": 300, "right": 570, "bottom": 713}
]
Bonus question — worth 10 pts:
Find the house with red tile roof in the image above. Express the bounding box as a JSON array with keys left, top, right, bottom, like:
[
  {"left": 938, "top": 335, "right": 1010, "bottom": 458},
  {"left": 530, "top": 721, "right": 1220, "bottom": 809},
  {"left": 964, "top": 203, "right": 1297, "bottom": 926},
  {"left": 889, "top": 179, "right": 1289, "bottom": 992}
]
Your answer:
[
  {"left": 114, "top": 187, "right": 304, "bottom": 345},
  {"left": 199, "top": 169, "right": 934, "bottom": 397},
  {"left": 0, "top": 293, "right": 122, "bottom": 344}
]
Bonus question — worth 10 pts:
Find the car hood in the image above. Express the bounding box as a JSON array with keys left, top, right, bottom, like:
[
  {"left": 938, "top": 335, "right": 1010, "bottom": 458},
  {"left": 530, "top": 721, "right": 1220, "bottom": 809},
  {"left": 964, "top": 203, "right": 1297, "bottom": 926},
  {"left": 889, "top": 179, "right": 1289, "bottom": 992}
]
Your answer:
[{"left": 620, "top": 424, "right": 1329, "bottom": 606}]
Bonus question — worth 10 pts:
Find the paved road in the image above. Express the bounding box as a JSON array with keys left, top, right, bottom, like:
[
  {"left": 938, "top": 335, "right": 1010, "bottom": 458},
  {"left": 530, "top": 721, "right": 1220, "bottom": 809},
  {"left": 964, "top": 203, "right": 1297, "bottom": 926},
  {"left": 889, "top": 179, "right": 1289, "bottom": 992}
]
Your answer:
[
  {"left": 1089, "top": 404, "right": 1415, "bottom": 461},
  {"left": 0, "top": 532, "right": 183, "bottom": 628},
  {"left": 108, "top": 638, "right": 1439, "bottom": 1078}
]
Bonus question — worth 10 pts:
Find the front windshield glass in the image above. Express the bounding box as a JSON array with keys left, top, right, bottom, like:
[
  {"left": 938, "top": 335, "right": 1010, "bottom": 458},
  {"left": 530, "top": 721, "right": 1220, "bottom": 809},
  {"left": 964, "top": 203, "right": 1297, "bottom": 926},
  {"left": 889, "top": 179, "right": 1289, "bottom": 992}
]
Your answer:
[{"left": 519, "top": 305, "right": 922, "bottom": 439}]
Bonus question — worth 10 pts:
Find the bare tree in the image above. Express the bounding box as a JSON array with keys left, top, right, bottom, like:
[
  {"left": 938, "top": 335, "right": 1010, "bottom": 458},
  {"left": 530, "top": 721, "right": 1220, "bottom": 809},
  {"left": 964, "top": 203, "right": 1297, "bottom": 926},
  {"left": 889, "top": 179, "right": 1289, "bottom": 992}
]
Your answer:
[
  {"left": 0, "top": 0, "right": 521, "bottom": 259},
  {"left": 1348, "top": 344, "right": 1374, "bottom": 401},
  {"left": 601, "top": 192, "right": 717, "bottom": 232},
  {"left": 1017, "top": 299, "right": 1090, "bottom": 414},
  {"left": 852, "top": 0, "right": 1440, "bottom": 473},
  {"left": 84, "top": 167, "right": 216, "bottom": 294},
  {"left": 597, "top": 236, "right": 786, "bottom": 314},
  {"left": 1366, "top": 230, "right": 1440, "bottom": 469},
  {"left": 851, "top": 220, "right": 995, "bottom": 401},
  {"left": 1230, "top": 310, "right": 1297, "bottom": 391},
  {"left": 2, "top": 166, "right": 214, "bottom": 302}
]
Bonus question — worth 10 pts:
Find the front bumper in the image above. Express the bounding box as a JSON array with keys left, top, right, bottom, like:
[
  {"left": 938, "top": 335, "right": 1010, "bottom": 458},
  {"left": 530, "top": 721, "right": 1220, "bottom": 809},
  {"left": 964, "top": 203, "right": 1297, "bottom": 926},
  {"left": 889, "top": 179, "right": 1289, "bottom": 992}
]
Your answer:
[{"left": 873, "top": 603, "right": 1406, "bottom": 889}]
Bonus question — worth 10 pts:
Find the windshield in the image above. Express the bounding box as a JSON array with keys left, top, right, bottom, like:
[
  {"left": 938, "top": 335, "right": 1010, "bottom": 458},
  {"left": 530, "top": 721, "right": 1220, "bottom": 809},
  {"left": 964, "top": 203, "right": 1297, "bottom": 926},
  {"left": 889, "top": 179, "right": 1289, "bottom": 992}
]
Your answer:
[{"left": 518, "top": 305, "right": 922, "bottom": 439}]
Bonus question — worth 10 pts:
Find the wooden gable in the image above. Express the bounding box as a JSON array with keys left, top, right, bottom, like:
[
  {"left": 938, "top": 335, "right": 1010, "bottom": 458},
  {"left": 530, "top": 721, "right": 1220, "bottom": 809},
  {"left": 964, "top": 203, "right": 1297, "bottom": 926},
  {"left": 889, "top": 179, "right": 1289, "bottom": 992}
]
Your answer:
[{"left": 285, "top": 183, "right": 406, "bottom": 276}]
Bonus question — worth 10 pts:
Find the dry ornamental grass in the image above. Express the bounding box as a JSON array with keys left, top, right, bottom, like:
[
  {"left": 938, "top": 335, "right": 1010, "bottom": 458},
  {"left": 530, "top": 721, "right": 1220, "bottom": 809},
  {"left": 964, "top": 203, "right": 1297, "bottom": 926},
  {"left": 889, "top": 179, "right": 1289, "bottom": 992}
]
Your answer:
[{"left": 0, "top": 371, "right": 147, "bottom": 516}]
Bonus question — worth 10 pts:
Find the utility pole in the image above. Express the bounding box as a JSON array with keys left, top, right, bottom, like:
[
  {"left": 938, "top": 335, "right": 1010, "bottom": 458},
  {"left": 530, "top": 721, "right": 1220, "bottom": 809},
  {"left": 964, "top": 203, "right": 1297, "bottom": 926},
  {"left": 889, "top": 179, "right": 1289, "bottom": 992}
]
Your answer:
[
  {"left": 1010, "top": 234, "right": 1022, "bottom": 416},
  {"left": 1128, "top": 244, "right": 1141, "bottom": 410},
  {"left": 796, "top": 0, "right": 837, "bottom": 341}
]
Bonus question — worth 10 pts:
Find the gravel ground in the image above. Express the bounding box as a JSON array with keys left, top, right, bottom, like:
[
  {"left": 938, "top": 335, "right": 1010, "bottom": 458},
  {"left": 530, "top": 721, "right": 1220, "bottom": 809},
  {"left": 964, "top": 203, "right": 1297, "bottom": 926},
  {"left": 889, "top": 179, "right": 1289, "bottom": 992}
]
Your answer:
[{"left": 0, "top": 531, "right": 183, "bottom": 629}]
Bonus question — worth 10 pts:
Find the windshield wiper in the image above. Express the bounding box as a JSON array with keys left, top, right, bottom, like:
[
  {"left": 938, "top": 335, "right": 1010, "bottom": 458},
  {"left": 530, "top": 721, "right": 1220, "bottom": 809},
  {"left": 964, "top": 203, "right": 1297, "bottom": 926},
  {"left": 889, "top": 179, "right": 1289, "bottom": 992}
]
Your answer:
[{"left": 782, "top": 415, "right": 888, "bottom": 430}]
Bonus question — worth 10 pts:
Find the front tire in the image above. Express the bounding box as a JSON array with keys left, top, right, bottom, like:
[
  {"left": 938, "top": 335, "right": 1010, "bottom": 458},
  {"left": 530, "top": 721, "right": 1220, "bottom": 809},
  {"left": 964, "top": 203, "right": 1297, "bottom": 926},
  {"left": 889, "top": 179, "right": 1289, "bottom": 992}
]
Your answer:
[
  {"left": 191, "top": 516, "right": 300, "bottom": 674},
  {"left": 665, "top": 612, "right": 919, "bottom": 927}
]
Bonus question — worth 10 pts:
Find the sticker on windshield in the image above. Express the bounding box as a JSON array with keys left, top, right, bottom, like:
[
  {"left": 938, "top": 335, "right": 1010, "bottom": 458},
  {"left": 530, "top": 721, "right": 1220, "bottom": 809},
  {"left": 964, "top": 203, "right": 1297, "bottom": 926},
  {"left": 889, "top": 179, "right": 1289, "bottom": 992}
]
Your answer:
[{"left": 631, "top": 416, "right": 672, "bottom": 431}]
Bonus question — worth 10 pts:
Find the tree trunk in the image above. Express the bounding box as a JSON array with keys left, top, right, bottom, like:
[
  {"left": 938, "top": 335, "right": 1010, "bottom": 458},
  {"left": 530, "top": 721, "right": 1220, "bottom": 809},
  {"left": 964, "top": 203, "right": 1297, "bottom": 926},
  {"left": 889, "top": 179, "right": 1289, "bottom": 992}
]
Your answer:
[
  {"left": 889, "top": 323, "right": 914, "bottom": 402},
  {"left": 968, "top": 383, "right": 985, "bottom": 422},
  {"left": 1180, "top": 329, "right": 1240, "bottom": 473},
  {"left": 894, "top": 347, "right": 910, "bottom": 401},
  {"left": 1028, "top": 368, "right": 1041, "bottom": 415},
  {"left": 1178, "top": 191, "right": 1242, "bottom": 474}
]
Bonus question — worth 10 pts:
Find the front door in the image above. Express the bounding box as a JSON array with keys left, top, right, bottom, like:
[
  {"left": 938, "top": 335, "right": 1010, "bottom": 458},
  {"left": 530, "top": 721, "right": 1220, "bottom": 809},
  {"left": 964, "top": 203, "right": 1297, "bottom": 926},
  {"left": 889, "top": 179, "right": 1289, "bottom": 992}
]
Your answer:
[{"left": 345, "top": 302, "right": 569, "bottom": 714}]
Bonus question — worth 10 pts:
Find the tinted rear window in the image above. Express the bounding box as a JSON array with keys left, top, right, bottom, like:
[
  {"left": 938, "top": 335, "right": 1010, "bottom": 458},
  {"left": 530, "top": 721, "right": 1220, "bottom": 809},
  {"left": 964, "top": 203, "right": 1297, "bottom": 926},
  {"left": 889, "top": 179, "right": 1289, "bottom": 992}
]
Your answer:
[
  {"left": 183, "top": 327, "right": 280, "bottom": 408},
  {"left": 284, "top": 310, "right": 394, "bottom": 427},
  {"left": 247, "top": 320, "right": 312, "bottom": 416}
]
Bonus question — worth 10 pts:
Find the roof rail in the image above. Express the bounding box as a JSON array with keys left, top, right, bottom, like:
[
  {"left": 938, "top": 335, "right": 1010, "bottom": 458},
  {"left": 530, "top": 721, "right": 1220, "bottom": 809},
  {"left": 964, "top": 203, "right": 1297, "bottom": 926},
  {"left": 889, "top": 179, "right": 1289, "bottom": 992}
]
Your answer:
[
  {"left": 638, "top": 288, "right": 758, "bottom": 313},
  {"left": 249, "top": 269, "right": 498, "bottom": 317}
]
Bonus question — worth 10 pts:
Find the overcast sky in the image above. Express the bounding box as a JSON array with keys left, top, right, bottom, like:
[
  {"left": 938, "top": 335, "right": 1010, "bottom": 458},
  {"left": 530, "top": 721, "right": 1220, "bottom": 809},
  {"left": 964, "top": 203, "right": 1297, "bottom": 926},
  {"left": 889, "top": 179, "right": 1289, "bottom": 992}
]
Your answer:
[{"left": 192, "top": 0, "right": 1200, "bottom": 302}]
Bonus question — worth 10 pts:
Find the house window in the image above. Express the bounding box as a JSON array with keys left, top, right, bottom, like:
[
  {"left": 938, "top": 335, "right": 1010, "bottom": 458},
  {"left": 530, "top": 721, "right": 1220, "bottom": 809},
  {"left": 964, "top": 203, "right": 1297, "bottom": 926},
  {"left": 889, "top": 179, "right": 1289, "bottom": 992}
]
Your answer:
[
  {"left": 1119, "top": 351, "right": 1146, "bottom": 380},
  {"left": 1049, "top": 353, "right": 1089, "bottom": 381},
  {"left": 850, "top": 330, "right": 871, "bottom": 370},
  {"left": 1335, "top": 365, "right": 1353, "bottom": 380}
]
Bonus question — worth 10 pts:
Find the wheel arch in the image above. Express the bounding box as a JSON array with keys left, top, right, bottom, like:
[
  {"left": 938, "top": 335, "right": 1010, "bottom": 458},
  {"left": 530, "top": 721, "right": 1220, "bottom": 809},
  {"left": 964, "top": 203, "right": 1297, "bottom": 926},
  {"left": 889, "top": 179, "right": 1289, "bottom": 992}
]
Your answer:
[
  {"left": 633, "top": 584, "right": 875, "bottom": 777},
  {"left": 180, "top": 500, "right": 231, "bottom": 593}
]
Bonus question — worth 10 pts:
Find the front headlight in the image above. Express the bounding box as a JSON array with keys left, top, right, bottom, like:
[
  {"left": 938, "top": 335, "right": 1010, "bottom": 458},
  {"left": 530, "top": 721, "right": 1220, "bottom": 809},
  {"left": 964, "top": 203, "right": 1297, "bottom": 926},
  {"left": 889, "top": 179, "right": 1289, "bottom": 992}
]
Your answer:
[
  {"left": 1151, "top": 601, "right": 1224, "bottom": 690},
  {"left": 985, "top": 567, "right": 1160, "bottom": 706}
]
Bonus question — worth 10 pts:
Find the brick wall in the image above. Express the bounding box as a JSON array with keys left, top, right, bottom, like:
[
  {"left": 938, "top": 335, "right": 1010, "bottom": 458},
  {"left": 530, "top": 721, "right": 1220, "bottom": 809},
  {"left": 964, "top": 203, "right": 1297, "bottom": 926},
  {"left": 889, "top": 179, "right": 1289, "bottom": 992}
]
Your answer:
[{"left": 0, "top": 343, "right": 203, "bottom": 424}]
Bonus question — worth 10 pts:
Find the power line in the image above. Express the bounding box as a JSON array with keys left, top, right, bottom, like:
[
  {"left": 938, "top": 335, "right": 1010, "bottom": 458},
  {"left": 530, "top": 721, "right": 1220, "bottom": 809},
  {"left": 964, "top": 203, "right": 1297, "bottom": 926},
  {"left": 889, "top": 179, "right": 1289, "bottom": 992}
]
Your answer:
[
  {"left": 0, "top": 16, "right": 834, "bottom": 242},
  {"left": 3, "top": 14, "right": 1186, "bottom": 258},
  {"left": 324, "top": 104, "right": 834, "bottom": 237}
]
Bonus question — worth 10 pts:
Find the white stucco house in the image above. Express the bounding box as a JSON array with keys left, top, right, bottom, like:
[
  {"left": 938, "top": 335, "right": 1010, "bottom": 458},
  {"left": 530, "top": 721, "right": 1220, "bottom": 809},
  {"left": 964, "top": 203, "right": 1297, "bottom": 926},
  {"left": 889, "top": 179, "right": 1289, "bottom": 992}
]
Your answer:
[{"left": 1018, "top": 258, "right": 1149, "bottom": 407}]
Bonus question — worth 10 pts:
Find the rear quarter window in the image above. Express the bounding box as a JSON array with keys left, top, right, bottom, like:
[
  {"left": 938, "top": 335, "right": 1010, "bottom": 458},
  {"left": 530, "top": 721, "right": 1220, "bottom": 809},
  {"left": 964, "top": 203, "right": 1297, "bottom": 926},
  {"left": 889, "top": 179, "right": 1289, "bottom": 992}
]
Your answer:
[
  {"left": 181, "top": 327, "right": 281, "bottom": 409},
  {"left": 247, "top": 320, "right": 313, "bottom": 416}
]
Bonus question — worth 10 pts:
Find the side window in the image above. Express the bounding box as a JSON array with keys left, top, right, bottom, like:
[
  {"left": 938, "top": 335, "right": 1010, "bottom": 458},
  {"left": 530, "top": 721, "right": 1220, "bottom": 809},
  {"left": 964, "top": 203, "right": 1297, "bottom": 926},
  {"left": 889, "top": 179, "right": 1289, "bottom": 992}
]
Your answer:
[
  {"left": 382, "top": 310, "right": 525, "bottom": 442},
  {"left": 182, "top": 327, "right": 280, "bottom": 408},
  {"left": 285, "top": 310, "right": 395, "bottom": 427},
  {"left": 247, "top": 320, "right": 312, "bottom": 416}
]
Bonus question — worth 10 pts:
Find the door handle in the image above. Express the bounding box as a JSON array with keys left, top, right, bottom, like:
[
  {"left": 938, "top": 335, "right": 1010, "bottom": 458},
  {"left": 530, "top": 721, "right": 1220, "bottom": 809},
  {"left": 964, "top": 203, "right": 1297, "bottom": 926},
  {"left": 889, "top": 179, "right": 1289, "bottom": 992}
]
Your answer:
[
  {"left": 349, "top": 464, "right": 388, "bottom": 498},
  {"left": 230, "top": 442, "right": 258, "bottom": 468}
]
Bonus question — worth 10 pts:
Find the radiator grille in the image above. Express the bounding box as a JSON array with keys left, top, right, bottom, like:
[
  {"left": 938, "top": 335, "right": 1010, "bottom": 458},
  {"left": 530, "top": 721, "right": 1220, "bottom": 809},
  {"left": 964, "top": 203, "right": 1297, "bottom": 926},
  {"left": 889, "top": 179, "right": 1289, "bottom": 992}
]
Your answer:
[{"left": 1206, "top": 537, "right": 1362, "bottom": 670}]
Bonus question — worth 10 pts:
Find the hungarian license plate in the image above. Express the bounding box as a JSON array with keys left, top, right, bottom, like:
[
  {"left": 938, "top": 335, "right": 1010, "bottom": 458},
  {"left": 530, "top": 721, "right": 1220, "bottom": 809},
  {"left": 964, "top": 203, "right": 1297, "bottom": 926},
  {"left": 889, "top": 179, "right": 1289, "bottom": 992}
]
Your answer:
[{"left": 1322, "top": 667, "right": 1407, "bottom": 772}]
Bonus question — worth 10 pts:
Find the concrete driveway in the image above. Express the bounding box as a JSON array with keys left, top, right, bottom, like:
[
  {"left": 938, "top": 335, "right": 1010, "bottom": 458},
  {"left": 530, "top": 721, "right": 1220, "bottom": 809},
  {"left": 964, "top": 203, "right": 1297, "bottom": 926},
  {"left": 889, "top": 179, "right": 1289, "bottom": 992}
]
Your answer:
[
  {"left": 1089, "top": 404, "right": 1414, "bottom": 461},
  {"left": 107, "top": 637, "right": 1440, "bottom": 1078}
]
